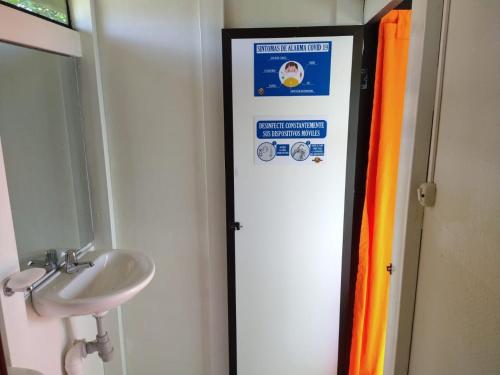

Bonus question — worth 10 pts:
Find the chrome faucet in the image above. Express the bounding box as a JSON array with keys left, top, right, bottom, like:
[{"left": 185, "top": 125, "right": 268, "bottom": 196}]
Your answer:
[
  {"left": 63, "top": 249, "right": 94, "bottom": 274},
  {"left": 27, "top": 249, "right": 59, "bottom": 272}
]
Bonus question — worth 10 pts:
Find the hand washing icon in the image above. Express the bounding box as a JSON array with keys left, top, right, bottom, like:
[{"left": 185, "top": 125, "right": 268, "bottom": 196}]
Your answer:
[
  {"left": 257, "top": 142, "right": 276, "bottom": 162},
  {"left": 291, "top": 142, "right": 310, "bottom": 161}
]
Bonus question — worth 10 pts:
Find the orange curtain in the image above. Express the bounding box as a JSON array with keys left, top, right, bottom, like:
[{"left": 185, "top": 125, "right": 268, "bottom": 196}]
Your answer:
[{"left": 349, "top": 10, "right": 412, "bottom": 375}]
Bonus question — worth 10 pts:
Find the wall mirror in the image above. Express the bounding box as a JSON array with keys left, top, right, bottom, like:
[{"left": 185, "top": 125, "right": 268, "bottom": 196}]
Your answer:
[{"left": 0, "top": 41, "right": 93, "bottom": 270}]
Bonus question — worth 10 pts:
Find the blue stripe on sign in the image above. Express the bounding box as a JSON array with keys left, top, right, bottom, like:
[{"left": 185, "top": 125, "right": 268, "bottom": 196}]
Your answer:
[{"left": 257, "top": 120, "right": 327, "bottom": 139}]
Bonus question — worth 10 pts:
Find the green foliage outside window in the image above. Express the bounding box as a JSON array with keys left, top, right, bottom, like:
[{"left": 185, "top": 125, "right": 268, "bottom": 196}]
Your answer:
[{"left": 1, "top": 0, "right": 69, "bottom": 25}]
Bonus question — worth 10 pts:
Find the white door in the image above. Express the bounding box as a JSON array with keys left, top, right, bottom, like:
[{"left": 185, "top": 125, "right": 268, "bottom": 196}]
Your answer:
[
  {"left": 227, "top": 29, "right": 362, "bottom": 375},
  {"left": 409, "top": 1, "right": 500, "bottom": 374}
]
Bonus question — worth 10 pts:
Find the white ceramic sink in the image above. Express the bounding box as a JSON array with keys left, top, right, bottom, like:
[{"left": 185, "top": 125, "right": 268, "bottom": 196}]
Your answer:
[{"left": 32, "top": 249, "right": 155, "bottom": 318}]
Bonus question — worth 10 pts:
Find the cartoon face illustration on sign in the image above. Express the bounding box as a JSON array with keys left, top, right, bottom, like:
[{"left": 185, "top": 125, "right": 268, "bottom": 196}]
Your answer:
[{"left": 279, "top": 61, "right": 304, "bottom": 88}]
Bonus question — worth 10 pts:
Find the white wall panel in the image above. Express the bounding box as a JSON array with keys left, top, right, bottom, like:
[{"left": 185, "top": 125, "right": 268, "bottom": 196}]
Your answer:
[
  {"left": 409, "top": 1, "right": 500, "bottom": 373},
  {"left": 94, "top": 0, "right": 209, "bottom": 373}
]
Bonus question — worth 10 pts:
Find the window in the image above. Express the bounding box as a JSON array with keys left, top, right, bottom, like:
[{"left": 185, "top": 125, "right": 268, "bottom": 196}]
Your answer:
[{"left": 1, "top": 0, "right": 70, "bottom": 26}]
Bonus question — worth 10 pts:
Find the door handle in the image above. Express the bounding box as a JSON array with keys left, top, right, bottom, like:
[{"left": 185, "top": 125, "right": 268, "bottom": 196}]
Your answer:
[{"left": 230, "top": 222, "right": 243, "bottom": 231}]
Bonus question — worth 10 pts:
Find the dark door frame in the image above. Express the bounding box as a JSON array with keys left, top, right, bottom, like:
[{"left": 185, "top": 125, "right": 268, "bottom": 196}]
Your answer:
[{"left": 222, "top": 26, "right": 370, "bottom": 375}]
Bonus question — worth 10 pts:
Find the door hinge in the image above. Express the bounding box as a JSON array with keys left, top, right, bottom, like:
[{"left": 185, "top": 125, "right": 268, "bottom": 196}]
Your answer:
[
  {"left": 417, "top": 182, "right": 437, "bottom": 207},
  {"left": 230, "top": 222, "right": 243, "bottom": 231},
  {"left": 361, "top": 68, "right": 368, "bottom": 90},
  {"left": 386, "top": 263, "right": 394, "bottom": 275}
]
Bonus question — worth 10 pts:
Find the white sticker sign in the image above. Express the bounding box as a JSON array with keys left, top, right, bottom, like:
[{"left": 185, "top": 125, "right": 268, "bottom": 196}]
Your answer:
[{"left": 255, "top": 118, "right": 327, "bottom": 164}]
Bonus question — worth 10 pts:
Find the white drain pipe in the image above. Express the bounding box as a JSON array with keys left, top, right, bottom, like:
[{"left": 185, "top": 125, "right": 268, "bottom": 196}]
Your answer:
[
  {"left": 64, "top": 341, "right": 87, "bottom": 375},
  {"left": 64, "top": 315, "right": 114, "bottom": 375}
]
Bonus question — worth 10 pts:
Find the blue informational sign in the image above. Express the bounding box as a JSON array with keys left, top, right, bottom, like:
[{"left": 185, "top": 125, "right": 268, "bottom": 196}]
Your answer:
[
  {"left": 275, "top": 144, "right": 290, "bottom": 156},
  {"left": 256, "top": 120, "right": 327, "bottom": 139},
  {"left": 255, "top": 119, "right": 327, "bottom": 164},
  {"left": 254, "top": 41, "right": 332, "bottom": 97},
  {"left": 310, "top": 144, "right": 325, "bottom": 156}
]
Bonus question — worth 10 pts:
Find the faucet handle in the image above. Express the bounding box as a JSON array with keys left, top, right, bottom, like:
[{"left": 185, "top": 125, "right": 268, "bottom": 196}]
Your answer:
[
  {"left": 64, "top": 249, "right": 78, "bottom": 264},
  {"left": 27, "top": 249, "right": 59, "bottom": 271},
  {"left": 46, "top": 249, "right": 59, "bottom": 266},
  {"left": 63, "top": 249, "right": 94, "bottom": 274}
]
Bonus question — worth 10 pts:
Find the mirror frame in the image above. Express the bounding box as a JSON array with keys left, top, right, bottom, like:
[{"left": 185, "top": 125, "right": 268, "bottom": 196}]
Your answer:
[
  {"left": 0, "top": 5, "right": 83, "bottom": 374},
  {"left": 0, "top": 3, "right": 81, "bottom": 56},
  {"left": 0, "top": 334, "right": 6, "bottom": 375}
]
